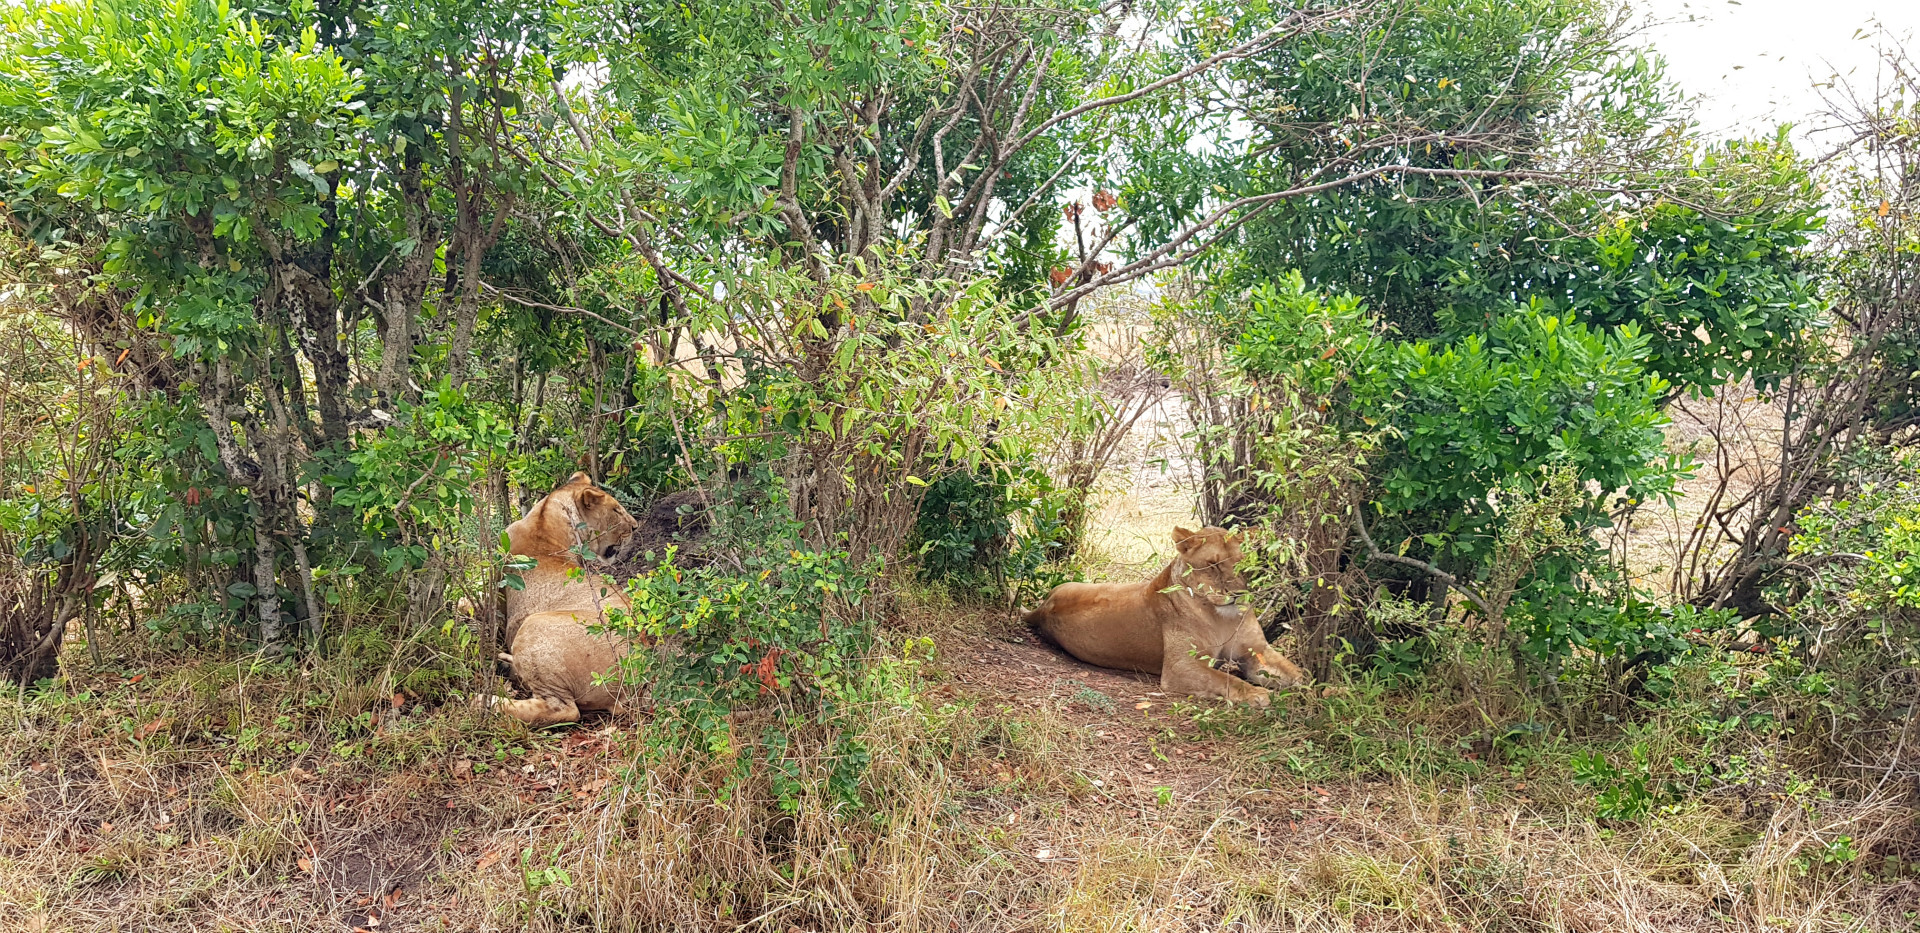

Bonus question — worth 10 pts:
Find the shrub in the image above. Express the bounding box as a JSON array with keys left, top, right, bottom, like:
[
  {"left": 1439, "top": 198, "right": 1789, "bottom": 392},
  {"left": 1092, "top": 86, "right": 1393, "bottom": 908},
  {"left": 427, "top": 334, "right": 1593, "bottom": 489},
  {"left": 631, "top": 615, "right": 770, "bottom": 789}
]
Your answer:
[
  {"left": 907, "top": 459, "right": 1078, "bottom": 604},
  {"left": 608, "top": 475, "right": 878, "bottom": 744}
]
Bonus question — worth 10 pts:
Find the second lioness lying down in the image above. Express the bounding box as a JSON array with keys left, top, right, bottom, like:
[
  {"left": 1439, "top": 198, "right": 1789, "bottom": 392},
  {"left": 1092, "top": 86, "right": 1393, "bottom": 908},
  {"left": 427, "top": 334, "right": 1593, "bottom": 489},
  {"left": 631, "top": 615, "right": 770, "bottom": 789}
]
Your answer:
[{"left": 1023, "top": 526, "right": 1306, "bottom": 707}]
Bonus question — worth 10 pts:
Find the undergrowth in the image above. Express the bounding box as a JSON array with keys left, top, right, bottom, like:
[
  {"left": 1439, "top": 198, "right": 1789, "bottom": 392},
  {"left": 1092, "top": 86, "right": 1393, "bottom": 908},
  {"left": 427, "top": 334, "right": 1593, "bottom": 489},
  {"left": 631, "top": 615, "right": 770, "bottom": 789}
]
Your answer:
[{"left": 3, "top": 607, "right": 1916, "bottom": 932}]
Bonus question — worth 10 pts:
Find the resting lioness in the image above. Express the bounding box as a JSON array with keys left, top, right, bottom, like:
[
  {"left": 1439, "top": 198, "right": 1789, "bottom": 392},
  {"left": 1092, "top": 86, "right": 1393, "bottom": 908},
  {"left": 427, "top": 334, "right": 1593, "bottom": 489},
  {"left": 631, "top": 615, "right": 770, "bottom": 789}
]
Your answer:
[
  {"left": 486, "top": 472, "right": 639, "bottom": 726},
  {"left": 1023, "top": 526, "right": 1306, "bottom": 707}
]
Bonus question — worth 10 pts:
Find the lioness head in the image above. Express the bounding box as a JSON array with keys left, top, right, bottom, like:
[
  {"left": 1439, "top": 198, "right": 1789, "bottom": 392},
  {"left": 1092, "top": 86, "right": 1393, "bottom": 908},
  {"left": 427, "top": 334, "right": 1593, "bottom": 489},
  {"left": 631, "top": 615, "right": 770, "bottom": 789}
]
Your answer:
[
  {"left": 1170, "top": 526, "right": 1247, "bottom": 606},
  {"left": 551, "top": 472, "right": 639, "bottom": 561}
]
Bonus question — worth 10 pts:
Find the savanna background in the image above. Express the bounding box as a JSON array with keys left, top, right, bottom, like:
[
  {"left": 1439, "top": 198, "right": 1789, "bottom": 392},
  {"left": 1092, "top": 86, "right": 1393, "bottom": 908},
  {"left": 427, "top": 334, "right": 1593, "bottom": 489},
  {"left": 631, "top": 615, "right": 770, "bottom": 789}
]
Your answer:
[{"left": 0, "top": 0, "right": 1917, "bottom": 929}]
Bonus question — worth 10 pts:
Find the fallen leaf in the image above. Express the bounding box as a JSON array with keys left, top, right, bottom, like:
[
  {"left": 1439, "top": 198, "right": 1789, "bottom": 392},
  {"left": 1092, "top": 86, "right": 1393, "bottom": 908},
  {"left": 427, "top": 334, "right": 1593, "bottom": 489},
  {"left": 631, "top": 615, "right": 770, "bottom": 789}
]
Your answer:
[
  {"left": 1035, "top": 848, "right": 1052, "bottom": 859},
  {"left": 99, "top": 822, "right": 114, "bottom": 834},
  {"left": 384, "top": 888, "right": 403, "bottom": 910},
  {"left": 452, "top": 759, "right": 474, "bottom": 779},
  {"left": 391, "top": 693, "right": 405, "bottom": 710},
  {"left": 477, "top": 850, "right": 502, "bottom": 871},
  {"left": 1133, "top": 701, "right": 1153, "bottom": 710},
  {"left": 297, "top": 857, "right": 313, "bottom": 874},
  {"left": 1312, "top": 786, "right": 1330, "bottom": 797},
  {"left": 1142, "top": 763, "right": 1156, "bottom": 773},
  {"left": 366, "top": 915, "right": 381, "bottom": 928},
  {"left": 27, "top": 762, "right": 46, "bottom": 773},
  {"left": 127, "top": 674, "right": 145, "bottom": 685},
  {"left": 132, "top": 717, "right": 169, "bottom": 740}
]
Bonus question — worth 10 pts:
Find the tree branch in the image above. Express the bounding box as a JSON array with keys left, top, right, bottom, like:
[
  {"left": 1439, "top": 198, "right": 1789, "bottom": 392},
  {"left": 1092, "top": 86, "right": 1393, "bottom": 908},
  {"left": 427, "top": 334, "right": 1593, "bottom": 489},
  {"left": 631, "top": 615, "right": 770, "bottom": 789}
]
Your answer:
[
  {"left": 1351, "top": 508, "right": 1494, "bottom": 618},
  {"left": 1047, "top": 162, "right": 1597, "bottom": 310}
]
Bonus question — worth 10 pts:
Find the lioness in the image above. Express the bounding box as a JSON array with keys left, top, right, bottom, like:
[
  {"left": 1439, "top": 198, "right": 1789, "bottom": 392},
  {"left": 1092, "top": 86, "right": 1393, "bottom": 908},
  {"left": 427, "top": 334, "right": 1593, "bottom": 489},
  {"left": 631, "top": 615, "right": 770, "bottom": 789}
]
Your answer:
[
  {"left": 1023, "top": 526, "right": 1306, "bottom": 707},
  {"left": 486, "top": 472, "right": 640, "bottom": 726}
]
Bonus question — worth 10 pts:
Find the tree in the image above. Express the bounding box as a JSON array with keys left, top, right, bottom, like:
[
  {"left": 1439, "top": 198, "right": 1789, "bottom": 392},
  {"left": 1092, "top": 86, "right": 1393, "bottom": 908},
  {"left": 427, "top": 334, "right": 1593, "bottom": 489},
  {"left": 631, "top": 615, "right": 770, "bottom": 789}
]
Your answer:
[
  {"left": 0, "top": 0, "right": 544, "bottom": 649},
  {"left": 1144, "top": 0, "right": 1825, "bottom": 676}
]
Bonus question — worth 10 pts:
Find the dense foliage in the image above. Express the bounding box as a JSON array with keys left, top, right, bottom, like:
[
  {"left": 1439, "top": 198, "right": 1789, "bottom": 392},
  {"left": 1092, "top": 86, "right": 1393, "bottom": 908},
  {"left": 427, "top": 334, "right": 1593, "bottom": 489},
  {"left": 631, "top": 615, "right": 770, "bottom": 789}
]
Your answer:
[{"left": 0, "top": 0, "right": 1912, "bottom": 863}]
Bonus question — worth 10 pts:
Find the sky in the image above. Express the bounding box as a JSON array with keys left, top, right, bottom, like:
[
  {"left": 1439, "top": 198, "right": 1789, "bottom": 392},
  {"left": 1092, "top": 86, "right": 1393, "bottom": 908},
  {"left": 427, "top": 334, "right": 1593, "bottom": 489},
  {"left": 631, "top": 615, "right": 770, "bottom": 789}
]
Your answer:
[{"left": 1638, "top": 0, "right": 1920, "bottom": 151}]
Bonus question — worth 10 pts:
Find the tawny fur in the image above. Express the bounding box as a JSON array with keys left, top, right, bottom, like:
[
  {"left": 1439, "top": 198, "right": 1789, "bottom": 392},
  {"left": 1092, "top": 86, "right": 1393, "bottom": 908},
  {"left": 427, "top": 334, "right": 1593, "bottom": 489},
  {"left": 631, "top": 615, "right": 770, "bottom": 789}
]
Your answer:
[
  {"left": 485, "top": 472, "right": 639, "bottom": 727},
  {"left": 1024, "top": 526, "right": 1307, "bottom": 707}
]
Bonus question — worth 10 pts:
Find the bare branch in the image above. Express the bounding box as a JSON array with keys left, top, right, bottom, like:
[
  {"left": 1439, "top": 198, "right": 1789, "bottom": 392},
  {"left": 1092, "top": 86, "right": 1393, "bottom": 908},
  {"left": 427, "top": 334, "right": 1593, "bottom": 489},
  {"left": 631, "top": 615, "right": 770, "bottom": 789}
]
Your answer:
[
  {"left": 1047, "top": 162, "right": 1605, "bottom": 310},
  {"left": 1352, "top": 508, "right": 1495, "bottom": 618},
  {"left": 480, "top": 282, "right": 642, "bottom": 338}
]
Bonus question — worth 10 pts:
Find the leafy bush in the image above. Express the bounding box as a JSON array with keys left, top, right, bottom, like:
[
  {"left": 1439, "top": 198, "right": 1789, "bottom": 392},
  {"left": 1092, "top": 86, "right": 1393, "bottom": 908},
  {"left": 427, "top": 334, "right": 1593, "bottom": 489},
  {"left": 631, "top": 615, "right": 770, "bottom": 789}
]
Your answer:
[
  {"left": 608, "top": 477, "right": 877, "bottom": 740},
  {"left": 327, "top": 379, "right": 515, "bottom": 573},
  {"left": 1760, "top": 453, "right": 1920, "bottom": 779},
  {"left": 909, "top": 468, "right": 1012, "bottom": 591},
  {"left": 1171, "top": 271, "right": 1685, "bottom": 677},
  {"left": 1352, "top": 308, "right": 1680, "bottom": 557},
  {"left": 908, "top": 459, "right": 1078, "bottom": 603}
]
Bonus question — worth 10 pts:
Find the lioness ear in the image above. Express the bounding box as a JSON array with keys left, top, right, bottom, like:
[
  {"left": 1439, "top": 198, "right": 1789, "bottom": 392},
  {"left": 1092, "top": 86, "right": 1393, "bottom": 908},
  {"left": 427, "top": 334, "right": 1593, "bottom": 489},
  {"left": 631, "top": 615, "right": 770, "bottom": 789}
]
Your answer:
[{"left": 1172, "top": 526, "right": 1195, "bottom": 550}]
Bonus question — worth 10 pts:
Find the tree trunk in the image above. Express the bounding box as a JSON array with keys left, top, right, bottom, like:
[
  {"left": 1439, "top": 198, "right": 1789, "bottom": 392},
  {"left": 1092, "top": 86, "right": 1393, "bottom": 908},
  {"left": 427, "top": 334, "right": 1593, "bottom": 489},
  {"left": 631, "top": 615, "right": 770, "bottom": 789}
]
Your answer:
[{"left": 199, "top": 357, "right": 286, "bottom": 650}]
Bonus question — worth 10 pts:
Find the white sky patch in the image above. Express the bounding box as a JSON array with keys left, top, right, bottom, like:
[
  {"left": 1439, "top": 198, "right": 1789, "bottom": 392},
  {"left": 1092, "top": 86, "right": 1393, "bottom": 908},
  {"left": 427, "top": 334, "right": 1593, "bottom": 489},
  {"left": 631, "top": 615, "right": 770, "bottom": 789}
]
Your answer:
[{"left": 1636, "top": 0, "right": 1919, "bottom": 151}]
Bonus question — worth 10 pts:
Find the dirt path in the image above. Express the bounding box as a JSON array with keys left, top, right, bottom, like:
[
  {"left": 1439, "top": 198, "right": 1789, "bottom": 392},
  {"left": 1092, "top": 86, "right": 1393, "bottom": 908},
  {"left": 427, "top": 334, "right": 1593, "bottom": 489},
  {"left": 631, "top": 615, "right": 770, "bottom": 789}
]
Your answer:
[{"left": 933, "top": 622, "right": 1251, "bottom": 798}]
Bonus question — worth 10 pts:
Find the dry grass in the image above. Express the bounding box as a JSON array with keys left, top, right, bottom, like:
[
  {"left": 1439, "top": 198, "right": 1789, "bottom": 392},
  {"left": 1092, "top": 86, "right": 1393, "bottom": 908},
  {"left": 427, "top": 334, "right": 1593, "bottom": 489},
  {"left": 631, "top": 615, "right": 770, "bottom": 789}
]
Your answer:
[{"left": 2, "top": 607, "right": 1916, "bottom": 931}]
